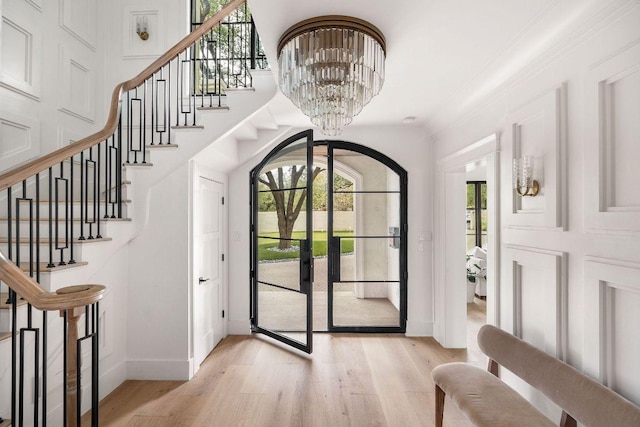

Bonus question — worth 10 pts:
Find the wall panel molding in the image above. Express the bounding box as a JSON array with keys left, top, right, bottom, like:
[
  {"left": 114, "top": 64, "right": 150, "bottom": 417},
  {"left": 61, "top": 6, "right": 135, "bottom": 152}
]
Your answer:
[
  {"left": 58, "top": 45, "right": 95, "bottom": 123},
  {"left": 122, "top": 5, "right": 166, "bottom": 59},
  {"left": 584, "top": 42, "right": 640, "bottom": 235},
  {"left": 505, "top": 245, "right": 567, "bottom": 360},
  {"left": 506, "top": 84, "right": 566, "bottom": 230},
  {"left": 584, "top": 256, "right": 640, "bottom": 405},
  {"left": 59, "top": 0, "right": 97, "bottom": 51},
  {"left": 0, "top": 110, "right": 40, "bottom": 170},
  {"left": 0, "top": 14, "right": 42, "bottom": 100}
]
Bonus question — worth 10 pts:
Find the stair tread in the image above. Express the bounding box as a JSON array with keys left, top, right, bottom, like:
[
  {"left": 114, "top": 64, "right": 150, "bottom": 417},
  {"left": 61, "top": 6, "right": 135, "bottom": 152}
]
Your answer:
[
  {"left": 0, "top": 292, "right": 29, "bottom": 309},
  {"left": 0, "top": 237, "right": 112, "bottom": 244},
  {"left": 123, "top": 162, "right": 154, "bottom": 167},
  {"left": 197, "top": 106, "right": 229, "bottom": 111},
  {"left": 148, "top": 144, "right": 179, "bottom": 149},
  {"left": 18, "top": 261, "right": 88, "bottom": 272},
  {"left": 171, "top": 125, "right": 204, "bottom": 130},
  {"left": 0, "top": 217, "right": 131, "bottom": 222},
  {"left": 0, "top": 332, "right": 13, "bottom": 342},
  {"left": 0, "top": 418, "right": 10, "bottom": 427},
  {"left": 32, "top": 199, "right": 131, "bottom": 204}
]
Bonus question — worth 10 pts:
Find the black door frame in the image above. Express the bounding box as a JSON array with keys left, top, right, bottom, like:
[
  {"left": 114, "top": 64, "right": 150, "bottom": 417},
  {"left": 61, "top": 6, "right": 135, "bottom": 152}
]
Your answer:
[
  {"left": 323, "top": 140, "right": 408, "bottom": 333},
  {"left": 249, "top": 130, "right": 314, "bottom": 353},
  {"left": 250, "top": 134, "right": 408, "bottom": 353}
]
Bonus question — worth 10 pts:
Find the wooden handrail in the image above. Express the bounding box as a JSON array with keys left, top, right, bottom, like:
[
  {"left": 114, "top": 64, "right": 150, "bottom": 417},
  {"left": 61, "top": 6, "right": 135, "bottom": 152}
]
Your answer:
[
  {"left": 0, "top": 0, "right": 245, "bottom": 193},
  {"left": 0, "top": 251, "right": 105, "bottom": 310}
]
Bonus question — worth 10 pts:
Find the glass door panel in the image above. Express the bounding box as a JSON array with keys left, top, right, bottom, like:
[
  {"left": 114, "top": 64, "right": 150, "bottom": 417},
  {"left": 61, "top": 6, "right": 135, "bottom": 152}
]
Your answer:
[
  {"left": 251, "top": 130, "right": 313, "bottom": 353},
  {"left": 328, "top": 142, "right": 406, "bottom": 332}
]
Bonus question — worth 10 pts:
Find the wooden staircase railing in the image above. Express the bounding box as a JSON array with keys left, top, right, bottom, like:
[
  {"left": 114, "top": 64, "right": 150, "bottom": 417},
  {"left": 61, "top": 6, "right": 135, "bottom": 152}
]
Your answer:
[{"left": 0, "top": 0, "right": 258, "bottom": 425}]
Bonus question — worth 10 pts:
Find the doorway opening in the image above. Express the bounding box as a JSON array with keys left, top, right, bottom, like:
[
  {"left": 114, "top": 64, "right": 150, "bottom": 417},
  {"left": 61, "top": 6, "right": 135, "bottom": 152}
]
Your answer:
[{"left": 250, "top": 131, "right": 407, "bottom": 353}]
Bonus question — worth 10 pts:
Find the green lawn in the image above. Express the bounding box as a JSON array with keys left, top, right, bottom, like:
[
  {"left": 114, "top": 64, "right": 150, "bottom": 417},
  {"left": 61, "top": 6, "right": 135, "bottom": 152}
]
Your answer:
[{"left": 258, "top": 230, "right": 354, "bottom": 261}]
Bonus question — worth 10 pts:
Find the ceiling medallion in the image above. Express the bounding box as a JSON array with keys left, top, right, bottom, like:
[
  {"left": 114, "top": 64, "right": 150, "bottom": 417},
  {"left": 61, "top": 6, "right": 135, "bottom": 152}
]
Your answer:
[{"left": 277, "top": 16, "right": 386, "bottom": 136}]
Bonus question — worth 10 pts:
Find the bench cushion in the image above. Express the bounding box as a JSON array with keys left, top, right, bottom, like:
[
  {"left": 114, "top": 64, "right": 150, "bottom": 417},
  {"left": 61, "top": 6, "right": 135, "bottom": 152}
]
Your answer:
[{"left": 432, "top": 362, "right": 556, "bottom": 427}]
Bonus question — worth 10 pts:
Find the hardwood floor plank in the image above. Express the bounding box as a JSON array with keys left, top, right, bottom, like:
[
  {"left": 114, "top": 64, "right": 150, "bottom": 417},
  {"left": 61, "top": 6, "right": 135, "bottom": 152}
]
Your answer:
[{"left": 93, "top": 330, "right": 489, "bottom": 426}]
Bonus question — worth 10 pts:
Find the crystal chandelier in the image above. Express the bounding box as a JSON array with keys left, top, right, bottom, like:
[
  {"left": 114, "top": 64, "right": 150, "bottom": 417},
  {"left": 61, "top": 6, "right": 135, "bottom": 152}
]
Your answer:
[{"left": 277, "top": 16, "right": 386, "bottom": 136}]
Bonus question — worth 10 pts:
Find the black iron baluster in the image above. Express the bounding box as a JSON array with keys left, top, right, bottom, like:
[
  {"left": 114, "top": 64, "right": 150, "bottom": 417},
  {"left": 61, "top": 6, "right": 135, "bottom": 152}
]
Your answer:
[
  {"left": 126, "top": 91, "right": 131, "bottom": 164},
  {"left": 92, "top": 302, "right": 100, "bottom": 427},
  {"left": 104, "top": 141, "right": 109, "bottom": 219},
  {"left": 69, "top": 155, "right": 75, "bottom": 264},
  {"left": 96, "top": 144, "right": 102, "bottom": 239},
  {"left": 250, "top": 17, "right": 256, "bottom": 70},
  {"left": 35, "top": 173, "right": 40, "bottom": 283},
  {"left": 10, "top": 288, "right": 17, "bottom": 424},
  {"left": 47, "top": 170, "right": 54, "bottom": 268},
  {"left": 142, "top": 81, "right": 147, "bottom": 164},
  {"left": 150, "top": 73, "right": 156, "bottom": 146},
  {"left": 42, "top": 310, "right": 47, "bottom": 427},
  {"left": 79, "top": 151, "right": 85, "bottom": 241},
  {"left": 117, "top": 113, "right": 123, "bottom": 218},
  {"left": 167, "top": 64, "right": 172, "bottom": 144},
  {"left": 62, "top": 310, "right": 67, "bottom": 426}
]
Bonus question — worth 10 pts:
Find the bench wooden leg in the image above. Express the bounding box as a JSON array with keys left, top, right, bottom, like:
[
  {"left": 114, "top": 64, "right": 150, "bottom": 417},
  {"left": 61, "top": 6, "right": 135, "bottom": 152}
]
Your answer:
[
  {"left": 560, "top": 411, "right": 577, "bottom": 427},
  {"left": 435, "top": 384, "right": 446, "bottom": 427}
]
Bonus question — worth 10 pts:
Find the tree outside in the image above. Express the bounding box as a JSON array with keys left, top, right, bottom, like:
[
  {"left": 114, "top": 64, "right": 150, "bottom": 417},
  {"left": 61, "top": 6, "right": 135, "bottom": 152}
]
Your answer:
[{"left": 258, "top": 167, "right": 354, "bottom": 250}]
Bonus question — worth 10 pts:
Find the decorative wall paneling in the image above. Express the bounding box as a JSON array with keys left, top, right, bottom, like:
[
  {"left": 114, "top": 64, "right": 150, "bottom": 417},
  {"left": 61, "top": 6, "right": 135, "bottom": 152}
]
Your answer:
[
  {"left": 506, "top": 84, "right": 566, "bottom": 230},
  {"left": 584, "top": 42, "right": 640, "bottom": 235},
  {"left": 58, "top": 45, "right": 96, "bottom": 122},
  {"left": 0, "top": 7, "right": 42, "bottom": 99},
  {"left": 122, "top": 5, "right": 165, "bottom": 58},
  {"left": 0, "top": 110, "right": 40, "bottom": 170},
  {"left": 59, "top": 0, "right": 97, "bottom": 50},
  {"left": 505, "top": 245, "right": 567, "bottom": 360},
  {"left": 584, "top": 257, "right": 640, "bottom": 406}
]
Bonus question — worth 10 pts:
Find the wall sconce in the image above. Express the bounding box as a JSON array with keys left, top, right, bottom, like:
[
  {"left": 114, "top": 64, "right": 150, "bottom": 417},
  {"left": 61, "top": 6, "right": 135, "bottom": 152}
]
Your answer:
[
  {"left": 136, "top": 16, "right": 149, "bottom": 41},
  {"left": 513, "top": 155, "right": 539, "bottom": 197}
]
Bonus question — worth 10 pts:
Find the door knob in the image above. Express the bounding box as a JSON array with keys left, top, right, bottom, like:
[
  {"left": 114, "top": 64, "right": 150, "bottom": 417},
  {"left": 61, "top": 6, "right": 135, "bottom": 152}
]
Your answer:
[{"left": 199, "top": 277, "right": 210, "bottom": 283}]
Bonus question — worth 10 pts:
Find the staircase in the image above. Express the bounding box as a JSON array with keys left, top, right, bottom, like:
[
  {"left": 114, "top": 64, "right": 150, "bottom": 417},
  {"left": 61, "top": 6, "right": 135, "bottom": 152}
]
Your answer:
[{"left": 0, "top": 0, "right": 278, "bottom": 424}]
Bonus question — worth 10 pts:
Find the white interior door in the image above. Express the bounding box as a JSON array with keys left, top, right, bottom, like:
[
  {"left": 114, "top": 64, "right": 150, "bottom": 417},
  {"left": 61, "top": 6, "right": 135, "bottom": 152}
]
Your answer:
[{"left": 194, "top": 177, "right": 224, "bottom": 367}]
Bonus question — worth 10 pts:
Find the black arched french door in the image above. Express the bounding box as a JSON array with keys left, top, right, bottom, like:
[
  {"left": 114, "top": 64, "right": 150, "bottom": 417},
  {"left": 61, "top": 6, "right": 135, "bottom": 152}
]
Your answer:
[{"left": 250, "top": 130, "right": 407, "bottom": 353}]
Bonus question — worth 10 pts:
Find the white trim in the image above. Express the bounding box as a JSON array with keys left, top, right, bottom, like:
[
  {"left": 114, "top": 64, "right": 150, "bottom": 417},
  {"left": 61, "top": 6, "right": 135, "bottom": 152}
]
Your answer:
[
  {"left": 583, "top": 256, "right": 640, "bottom": 386},
  {"left": 434, "top": 133, "right": 500, "bottom": 347},
  {"left": 505, "top": 245, "right": 567, "bottom": 359},
  {"left": 127, "top": 359, "right": 192, "bottom": 381}
]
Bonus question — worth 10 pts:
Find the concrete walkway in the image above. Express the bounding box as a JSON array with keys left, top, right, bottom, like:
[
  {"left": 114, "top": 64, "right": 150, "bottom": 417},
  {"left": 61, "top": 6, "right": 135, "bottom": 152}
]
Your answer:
[{"left": 257, "top": 255, "right": 399, "bottom": 331}]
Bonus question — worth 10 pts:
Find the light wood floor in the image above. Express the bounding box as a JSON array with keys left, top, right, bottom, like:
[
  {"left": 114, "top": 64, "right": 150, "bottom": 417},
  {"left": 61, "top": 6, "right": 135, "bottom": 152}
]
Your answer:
[{"left": 87, "top": 302, "right": 486, "bottom": 426}]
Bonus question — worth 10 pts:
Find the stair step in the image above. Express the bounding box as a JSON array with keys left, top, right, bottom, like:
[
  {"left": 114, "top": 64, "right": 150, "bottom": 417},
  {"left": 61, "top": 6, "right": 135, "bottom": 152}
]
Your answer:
[
  {"left": 171, "top": 125, "right": 204, "bottom": 130},
  {"left": 18, "top": 261, "right": 88, "bottom": 273},
  {"left": 0, "top": 417, "right": 11, "bottom": 426},
  {"left": 123, "top": 162, "right": 154, "bottom": 168},
  {"left": 148, "top": 144, "right": 179, "bottom": 149},
  {"left": 0, "top": 293, "right": 29, "bottom": 309},
  {"left": 225, "top": 87, "right": 255, "bottom": 92},
  {"left": 0, "top": 332, "right": 13, "bottom": 342},
  {"left": 0, "top": 237, "right": 112, "bottom": 244},
  {"left": 197, "top": 106, "right": 229, "bottom": 112}
]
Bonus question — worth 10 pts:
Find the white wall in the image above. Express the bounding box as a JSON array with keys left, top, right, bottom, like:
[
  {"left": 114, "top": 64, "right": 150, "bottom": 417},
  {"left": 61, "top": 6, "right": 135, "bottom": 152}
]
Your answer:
[
  {"left": 432, "top": 2, "right": 640, "bottom": 412},
  {"left": 1, "top": 0, "right": 108, "bottom": 171},
  {"left": 228, "top": 124, "right": 433, "bottom": 336},
  {"left": 127, "top": 163, "right": 192, "bottom": 380}
]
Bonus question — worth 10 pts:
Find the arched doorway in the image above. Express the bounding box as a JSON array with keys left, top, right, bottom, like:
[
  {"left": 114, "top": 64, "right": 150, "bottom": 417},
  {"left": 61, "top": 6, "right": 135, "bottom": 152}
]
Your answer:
[{"left": 250, "top": 130, "right": 408, "bottom": 353}]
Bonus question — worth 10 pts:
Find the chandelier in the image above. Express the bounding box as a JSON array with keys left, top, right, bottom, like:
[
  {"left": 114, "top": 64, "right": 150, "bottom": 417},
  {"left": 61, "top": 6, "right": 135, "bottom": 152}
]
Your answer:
[{"left": 277, "top": 16, "right": 386, "bottom": 136}]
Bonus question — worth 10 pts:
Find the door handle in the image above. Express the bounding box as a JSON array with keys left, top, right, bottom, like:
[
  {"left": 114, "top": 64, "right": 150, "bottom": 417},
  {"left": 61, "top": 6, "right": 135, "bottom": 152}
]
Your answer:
[{"left": 199, "top": 277, "right": 210, "bottom": 283}]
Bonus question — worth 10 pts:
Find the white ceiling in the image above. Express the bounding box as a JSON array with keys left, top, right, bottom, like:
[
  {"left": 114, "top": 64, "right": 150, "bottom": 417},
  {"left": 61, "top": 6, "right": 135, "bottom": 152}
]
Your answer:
[{"left": 248, "top": 0, "right": 610, "bottom": 137}]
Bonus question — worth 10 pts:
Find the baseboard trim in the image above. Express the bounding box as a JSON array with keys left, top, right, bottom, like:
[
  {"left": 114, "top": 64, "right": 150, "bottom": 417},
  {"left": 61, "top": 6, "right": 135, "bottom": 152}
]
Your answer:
[
  {"left": 405, "top": 320, "right": 433, "bottom": 337},
  {"left": 100, "top": 360, "right": 127, "bottom": 399},
  {"left": 127, "top": 358, "right": 192, "bottom": 381}
]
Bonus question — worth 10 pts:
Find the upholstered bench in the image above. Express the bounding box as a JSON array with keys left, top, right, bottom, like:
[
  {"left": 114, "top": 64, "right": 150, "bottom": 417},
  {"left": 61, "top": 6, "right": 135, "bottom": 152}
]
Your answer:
[{"left": 431, "top": 324, "right": 640, "bottom": 427}]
